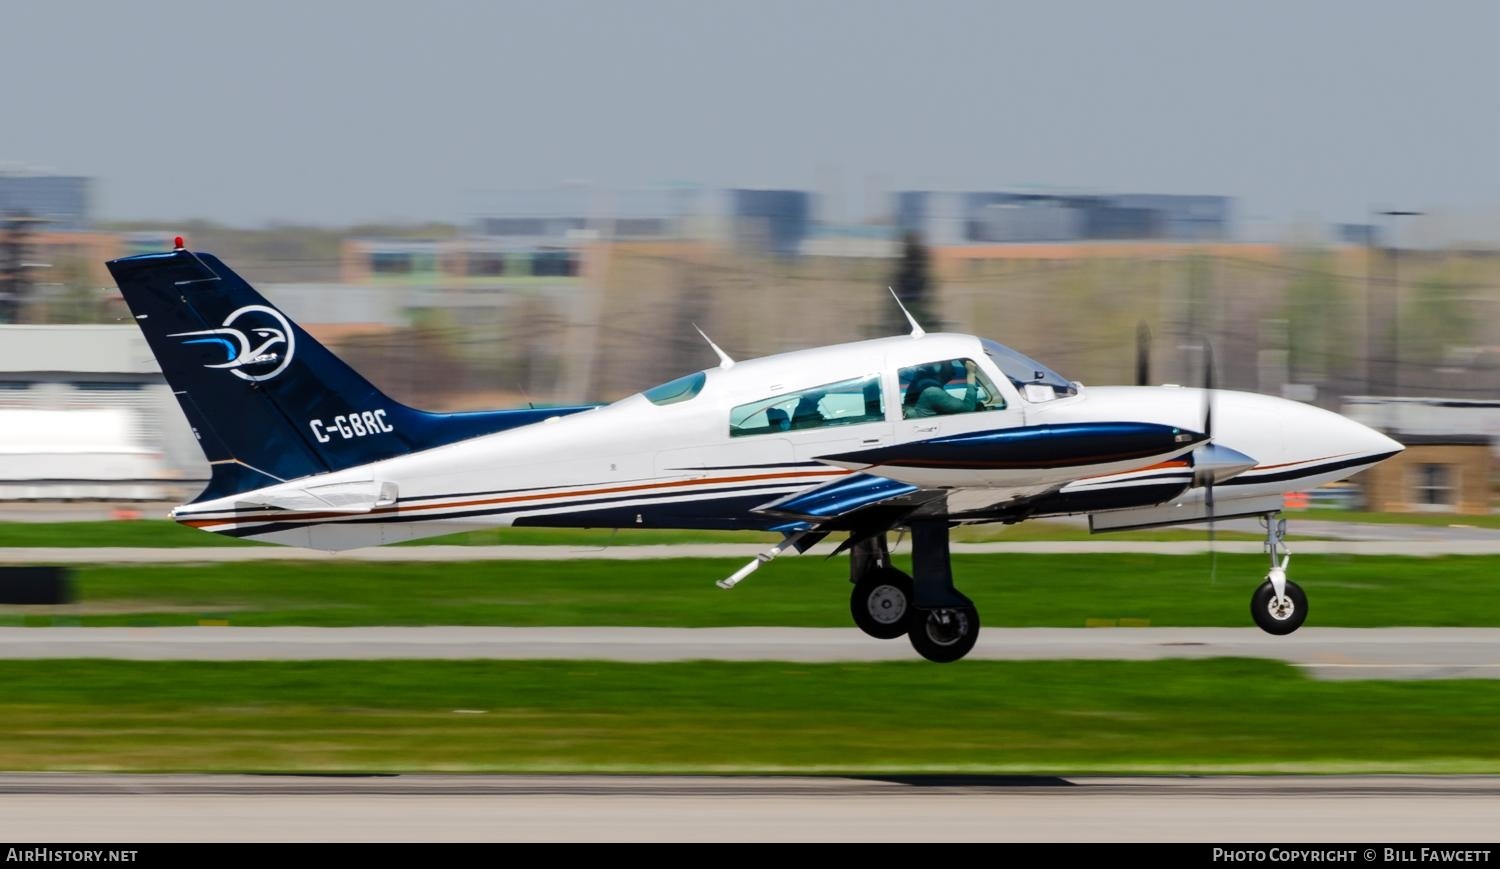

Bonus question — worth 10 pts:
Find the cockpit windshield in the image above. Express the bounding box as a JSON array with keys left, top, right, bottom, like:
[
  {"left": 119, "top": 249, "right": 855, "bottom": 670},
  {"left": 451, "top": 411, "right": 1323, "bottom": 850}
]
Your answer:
[{"left": 980, "top": 338, "right": 1078, "bottom": 401}]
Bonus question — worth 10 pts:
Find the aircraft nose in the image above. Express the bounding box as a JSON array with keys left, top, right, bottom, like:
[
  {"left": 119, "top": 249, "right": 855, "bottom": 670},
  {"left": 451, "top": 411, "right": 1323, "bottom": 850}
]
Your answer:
[
  {"left": 1347, "top": 417, "right": 1404, "bottom": 458},
  {"left": 1253, "top": 393, "right": 1405, "bottom": 466}
]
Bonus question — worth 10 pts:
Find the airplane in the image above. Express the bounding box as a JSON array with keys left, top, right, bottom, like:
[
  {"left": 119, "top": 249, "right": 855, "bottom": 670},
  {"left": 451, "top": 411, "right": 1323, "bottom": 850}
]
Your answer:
[{"left": 106, "top": 240, "right": 1404, "bottom": 662}]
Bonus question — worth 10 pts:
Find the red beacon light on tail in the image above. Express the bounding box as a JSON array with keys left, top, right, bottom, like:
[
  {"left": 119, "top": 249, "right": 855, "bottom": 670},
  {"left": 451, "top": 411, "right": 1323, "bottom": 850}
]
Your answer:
[{"left": 173, "top": 236, "right": 185, "bottom": 251}]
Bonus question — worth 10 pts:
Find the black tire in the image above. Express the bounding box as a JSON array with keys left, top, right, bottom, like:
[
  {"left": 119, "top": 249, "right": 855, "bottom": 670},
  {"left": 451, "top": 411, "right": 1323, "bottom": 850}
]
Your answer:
[
  {"left": 1250, "top": 578, "right": 1308, "bottom": 635},
  {"left": 908, "top": 605, "right": 981, "bottom": 663},
  {"left": 851, "top": 568, "right": 913, "bottom": 639}
]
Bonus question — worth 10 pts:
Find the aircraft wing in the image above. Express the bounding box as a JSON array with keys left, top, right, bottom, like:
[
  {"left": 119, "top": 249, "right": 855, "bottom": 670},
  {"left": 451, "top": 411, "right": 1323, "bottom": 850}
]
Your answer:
[{"left": 752, "top": 460, "right": 1197, "bottom": 539}]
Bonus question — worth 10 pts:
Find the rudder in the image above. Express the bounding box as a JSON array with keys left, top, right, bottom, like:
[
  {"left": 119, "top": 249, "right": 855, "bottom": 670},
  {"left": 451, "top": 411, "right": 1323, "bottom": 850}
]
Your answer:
[{"left": 108, "top": 246, "right": 590, "bottom": 502}]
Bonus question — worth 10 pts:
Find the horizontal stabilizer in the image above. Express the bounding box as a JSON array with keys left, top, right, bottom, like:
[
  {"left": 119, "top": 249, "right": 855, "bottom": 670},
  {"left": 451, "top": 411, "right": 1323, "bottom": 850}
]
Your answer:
[{"left": 237, "top": 480, "right": 398, "bottom": 514}]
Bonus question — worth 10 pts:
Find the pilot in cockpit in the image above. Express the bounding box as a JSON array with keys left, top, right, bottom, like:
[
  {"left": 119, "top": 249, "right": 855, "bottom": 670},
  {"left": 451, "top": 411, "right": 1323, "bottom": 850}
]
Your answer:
[{"left": 903, "top": 360, "right": 980, "bottom": 418}]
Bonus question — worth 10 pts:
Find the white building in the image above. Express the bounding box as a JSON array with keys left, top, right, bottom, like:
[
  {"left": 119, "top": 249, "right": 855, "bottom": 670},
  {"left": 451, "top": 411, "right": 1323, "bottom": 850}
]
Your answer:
[{"left": 0, "top": 325, "right": 204, "bottom": 500}]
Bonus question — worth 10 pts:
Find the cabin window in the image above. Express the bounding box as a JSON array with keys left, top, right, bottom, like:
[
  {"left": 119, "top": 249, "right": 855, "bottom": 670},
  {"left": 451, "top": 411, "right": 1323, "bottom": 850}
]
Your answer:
[
  {"left": 897, "top": 358, "right": 1005, "bottom": 419},
  {"left": 642, "top": 371, "right": 706, "bottom": 406},
  {"left": 730, "top": 375, "right": 884, "bottom": 437}
]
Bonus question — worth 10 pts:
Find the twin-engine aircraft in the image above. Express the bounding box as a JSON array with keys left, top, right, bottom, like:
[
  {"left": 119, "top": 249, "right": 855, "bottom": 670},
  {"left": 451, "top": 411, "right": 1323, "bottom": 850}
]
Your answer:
[{"left": 108, "top": 242, "right": 1403, "bottom": 662}]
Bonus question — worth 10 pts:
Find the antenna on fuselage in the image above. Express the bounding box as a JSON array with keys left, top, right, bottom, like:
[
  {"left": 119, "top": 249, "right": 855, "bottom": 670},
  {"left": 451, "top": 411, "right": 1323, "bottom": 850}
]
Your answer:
[
  {"left": 692, "top": 324, "right": 735, "bottom": 369},
  {"left": 888, "top": 286, "right": 926, "bottom": 338}
]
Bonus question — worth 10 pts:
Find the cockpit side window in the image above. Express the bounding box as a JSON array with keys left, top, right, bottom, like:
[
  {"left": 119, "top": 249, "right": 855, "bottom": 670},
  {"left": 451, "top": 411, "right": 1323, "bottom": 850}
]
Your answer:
[
  {"left": 898, "top": 358, "right": 1006, "bottom": 419},
  {"left": 642, "top": 371, "right": 707, "bottom": 406},
  {"left": 730, "top": 374, "right": 884, "bottom": 437}
]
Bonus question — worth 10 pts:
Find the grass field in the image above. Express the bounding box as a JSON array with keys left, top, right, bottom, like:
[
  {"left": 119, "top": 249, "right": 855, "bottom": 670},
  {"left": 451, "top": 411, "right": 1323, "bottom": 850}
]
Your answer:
[
  {"left": 2, "top": 658, "right": 1497, "bottom": 774},
  {"left": 0, "top": 519, "right": 1269, "bottom": 548},
  {"left": 3, "top": 554, "right": 1497, "bottom": 628},
  {"left": 1291, "top": 509, "right": 1500, "bottom": 529}
]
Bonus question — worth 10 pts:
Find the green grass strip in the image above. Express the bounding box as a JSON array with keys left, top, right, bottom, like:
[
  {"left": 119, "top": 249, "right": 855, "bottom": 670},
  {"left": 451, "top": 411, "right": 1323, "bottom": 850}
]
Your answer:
[
  {"left": 2, "top": 659, "right": 1498, "bottom": 774},
  {"left": 5, "top": 554, "right": 1498, "bottom": 628},
  {"left": 1297, "top": 510, "right": 1500, "bottom": 530}
]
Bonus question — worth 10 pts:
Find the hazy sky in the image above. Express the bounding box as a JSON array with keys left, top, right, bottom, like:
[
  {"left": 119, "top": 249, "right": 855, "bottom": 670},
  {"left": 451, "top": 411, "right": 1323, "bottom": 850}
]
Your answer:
[{"left": 6, "top": 0, "right": 1499, "bottom": 228}]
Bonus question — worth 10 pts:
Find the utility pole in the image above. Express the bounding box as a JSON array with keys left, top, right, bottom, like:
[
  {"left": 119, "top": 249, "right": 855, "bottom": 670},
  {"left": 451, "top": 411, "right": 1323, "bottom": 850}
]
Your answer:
[{"left": 1365, "top": 209, "right": 1423, "bottom": 398}]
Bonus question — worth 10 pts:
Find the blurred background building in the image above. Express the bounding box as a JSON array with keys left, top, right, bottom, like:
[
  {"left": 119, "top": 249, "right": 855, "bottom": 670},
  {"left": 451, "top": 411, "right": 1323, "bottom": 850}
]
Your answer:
[
  {"left": 0, "top": 171, "right": 1495, "bottom": 512},
  {"left": 0, "top": 170, "right": 91, "bottom": 230},
  {"left": 894, "top": 191, "right": 1231, "bottom": 244}
]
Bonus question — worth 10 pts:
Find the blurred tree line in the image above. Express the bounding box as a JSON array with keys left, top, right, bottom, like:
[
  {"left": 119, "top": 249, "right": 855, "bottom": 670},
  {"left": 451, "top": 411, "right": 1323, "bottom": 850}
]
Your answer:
[{"left": 13, "top": 217, "right": 1499, "bottom": 406}]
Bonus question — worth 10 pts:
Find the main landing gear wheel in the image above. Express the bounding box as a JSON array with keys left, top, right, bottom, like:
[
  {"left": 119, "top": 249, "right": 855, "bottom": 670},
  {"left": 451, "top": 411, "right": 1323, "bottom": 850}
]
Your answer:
[
  {"left": 1251, "top": 578, "right": 1307, "bottom": 635},
  {"left": 851, "top": 568, "right": 913, "bottom": 639},
  {"left": 908, "top": 605, "right": 981, "bottom": 663}
]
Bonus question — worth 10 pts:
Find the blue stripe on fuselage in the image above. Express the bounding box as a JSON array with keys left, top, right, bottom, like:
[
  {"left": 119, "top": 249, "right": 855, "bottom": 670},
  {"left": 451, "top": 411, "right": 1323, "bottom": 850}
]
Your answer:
[{"left": 821, "top": 421, "right": 1204, "bottom": 470}]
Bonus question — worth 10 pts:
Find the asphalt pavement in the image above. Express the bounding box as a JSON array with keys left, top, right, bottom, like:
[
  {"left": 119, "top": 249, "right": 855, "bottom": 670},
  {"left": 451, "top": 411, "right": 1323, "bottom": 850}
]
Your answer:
[{"left": 0, "top": 775, "right": 1494, "bottom": 841}]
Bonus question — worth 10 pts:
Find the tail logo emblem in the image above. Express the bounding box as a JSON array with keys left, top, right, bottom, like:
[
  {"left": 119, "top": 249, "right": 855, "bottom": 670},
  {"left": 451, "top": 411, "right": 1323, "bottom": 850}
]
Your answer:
[{"left": 168, "top": 305, "right": 296, "bottom": 382}]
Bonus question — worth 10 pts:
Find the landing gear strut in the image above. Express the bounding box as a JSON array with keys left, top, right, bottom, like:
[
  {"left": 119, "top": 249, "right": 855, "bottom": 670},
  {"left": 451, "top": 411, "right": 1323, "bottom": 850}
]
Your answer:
[
  {"left": 1250, "top": 513, "right": 1307, "bottom": 635},
  {"left": 848, "top": 523, "right": 981, "bottom": 661},
  {"left": 909, "top": 521, "right": 982, "bottom": 662}
]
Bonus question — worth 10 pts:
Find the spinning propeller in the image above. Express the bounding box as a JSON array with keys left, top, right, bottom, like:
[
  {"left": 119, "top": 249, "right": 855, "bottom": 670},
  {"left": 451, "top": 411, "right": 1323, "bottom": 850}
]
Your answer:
[
  {"left": 1200, "top": 341, "right": 1218, "bottom": 579},
  {"left": 1136, "top": 324, "right": 1252, "bottom": 580}
]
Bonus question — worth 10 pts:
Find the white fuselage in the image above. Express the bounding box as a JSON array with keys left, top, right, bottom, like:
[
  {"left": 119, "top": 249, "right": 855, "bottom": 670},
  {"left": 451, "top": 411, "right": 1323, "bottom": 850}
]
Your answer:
[{"left": 173, "top": 333, "right": 1402, "bottom": 549}]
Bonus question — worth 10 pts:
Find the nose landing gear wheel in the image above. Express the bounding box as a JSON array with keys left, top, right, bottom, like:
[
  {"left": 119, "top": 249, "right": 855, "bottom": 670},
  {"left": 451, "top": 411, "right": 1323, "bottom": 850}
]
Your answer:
[
  {"left": 851, "top": 568, "right": 913, "bottom": 639},
  {"left": 1250, "top": 578, "right": 1307, "bottom": 635},
  {"left": 908, "top": 605, "right": 980, "bottom": 662}
]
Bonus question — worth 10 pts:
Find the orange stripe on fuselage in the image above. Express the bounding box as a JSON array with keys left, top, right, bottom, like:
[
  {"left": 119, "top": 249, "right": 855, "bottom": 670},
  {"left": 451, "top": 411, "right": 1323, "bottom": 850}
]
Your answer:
[
  {"left": 1078, "top": 459, "right": 1189, "bottom": 481},
  {"left": 1247, "top": 452, "right": 1354, "bottom": 472},
  {"left": 179, "top": 469, "right": 850, "bottom": 530}
]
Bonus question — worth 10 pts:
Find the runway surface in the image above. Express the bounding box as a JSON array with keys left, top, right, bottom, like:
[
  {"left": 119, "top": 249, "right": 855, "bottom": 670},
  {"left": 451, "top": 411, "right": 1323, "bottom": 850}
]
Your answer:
[
  {"left": 5, "top": 538, "right": 1500, "bottom": 563},
  {"left": 3, "top": 626, "right": 1499, "bottom": 679},
  {"left": 0, "top": 774, "right": 1495, "bottom": 841}
]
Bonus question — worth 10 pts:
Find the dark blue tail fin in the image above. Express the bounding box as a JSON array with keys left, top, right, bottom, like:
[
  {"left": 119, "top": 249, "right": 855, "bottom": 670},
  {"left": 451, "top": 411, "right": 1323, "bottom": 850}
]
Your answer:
[{"left": 108, "top": 247, "right": 591, "bottom": 502}]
